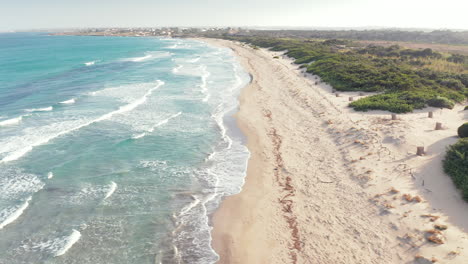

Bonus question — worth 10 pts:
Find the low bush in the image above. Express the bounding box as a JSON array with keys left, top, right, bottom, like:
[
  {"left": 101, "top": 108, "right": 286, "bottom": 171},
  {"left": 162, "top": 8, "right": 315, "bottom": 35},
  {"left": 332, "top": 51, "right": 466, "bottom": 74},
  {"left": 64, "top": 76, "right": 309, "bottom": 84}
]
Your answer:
[
  {"left": 427, "top": 96, "right": 455, "bottom": 109},
  {"left": 443, "top": 138, "right": 468, "bottom": 201},
  {"left": 458, "top": 123, "right": 468, "bottom": 138},
  {"left": 464, "top": 106, "right": 468, "bottom": 110},
  {"left": 439, "top": 79, "right": 465, "bottom": 90},
  {"left": 349, "top": 91, "right": 452, "bottom": 113},
  {"left": 349, "top": 93, "right": 415, "bottom": 113}
]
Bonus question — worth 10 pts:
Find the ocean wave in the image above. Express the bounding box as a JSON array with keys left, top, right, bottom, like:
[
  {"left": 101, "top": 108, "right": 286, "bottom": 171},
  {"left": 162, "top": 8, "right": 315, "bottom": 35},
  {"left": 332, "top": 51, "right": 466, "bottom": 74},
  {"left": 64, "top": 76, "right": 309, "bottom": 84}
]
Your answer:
[
  {"left": 125, "top": 51, "right": 173, "bottom": 62},
  {"left": 54, "top": 230, "right": 81, "bottom": 256},
  {"left": 0, "top": 168, "right": 44, "bottom": 200},
  {"left": 170, "top": 58, "right": 251, "bottom": 264},
  {"left": 0, "top": 81, "right": 165, "bottom": 163},
  {"left": 47, "top": 172, "right": 54, "bottom": 179},
  {"left": 59, "top": 98, "right": 75, "bottom": 104},
  {"left": 104, "top": 181, "right": 117, "bottom": 200},
  {"left": 67, "top": 183, "right": 117, "bottom": 205},
  {"left": 84, "top": 61, "right": 97, "bottom": 66},
  {"left": 178, "top": 195, "right": 200, "bottom": 216},
  {"left": 148, "top": 112, "right": 182, "bottom": 133},
  {"left": 129, "top": 54, "right": 152, "bottom": 62},
  {"left": 172, "top": 65, "right": 182, "bottom": 74},
  {"left": 25, "top": 106, "right": 53, "bottom": 113},
  {"left": 198, "top": 65, "right": 211, "bottom": 102},
  {"left": 200, "top": 65, "right": 210, "bottom": 91},
  {"left": 167, "top": 43, "right": 192, "bottom": 50},
  {"left": 187, "top": 57, "right": 201, "bottom": 63},
  {"left": 171, "top": 143, "right": 249, "bottom": 264},
  {"left": 0, "top": 196, "right": 32, "bottom": 229},
  {"left": 131, "top": 133, "right": 146, "bottom": 139},
  {"left": 131, "top": 112, "right": 181, "bottom": 139},
  {"left": 31, "top": 229, "right": 82, "bottom": 257},
  {"left": 0, "top": 116, "right": 24, "bottom": 126},
  {"left": 167, "top": 43, "right": 180, "bottom": 49}
]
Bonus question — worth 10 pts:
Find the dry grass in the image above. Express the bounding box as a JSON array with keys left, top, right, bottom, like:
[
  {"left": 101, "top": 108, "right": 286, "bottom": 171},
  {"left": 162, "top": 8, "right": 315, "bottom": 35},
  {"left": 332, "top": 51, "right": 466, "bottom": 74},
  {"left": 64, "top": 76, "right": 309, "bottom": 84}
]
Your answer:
[
  {"left": 413, "top": 196, "right": 423, "bottom": 203},
  {"left": 426, "top": 229, "right": 442, "bottom": 235},
  {"left": 421, "top": 214, "right": 440, "bottom": 222},
  {"left": 403, "top": 194, "right": 423, "bottom": 203},
  {"left": 403, "top": 194, "right": 413, "bottom": 202},
  {"left": 355, "top": 40, "right": 468, "bottom": 55},
  {"left": 421, "top": 58, "right": 468, "bottom": 74},
  {"left": 427, "top": 235, "right": 444, "bottom": 244}
]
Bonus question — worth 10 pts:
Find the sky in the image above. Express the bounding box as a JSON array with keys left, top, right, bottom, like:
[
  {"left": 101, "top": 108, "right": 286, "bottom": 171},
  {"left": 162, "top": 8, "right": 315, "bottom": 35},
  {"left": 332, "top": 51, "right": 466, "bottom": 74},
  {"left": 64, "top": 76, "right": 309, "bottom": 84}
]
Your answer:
[{"left": 1, "top": 0, "right": 467, "bottom": 31}]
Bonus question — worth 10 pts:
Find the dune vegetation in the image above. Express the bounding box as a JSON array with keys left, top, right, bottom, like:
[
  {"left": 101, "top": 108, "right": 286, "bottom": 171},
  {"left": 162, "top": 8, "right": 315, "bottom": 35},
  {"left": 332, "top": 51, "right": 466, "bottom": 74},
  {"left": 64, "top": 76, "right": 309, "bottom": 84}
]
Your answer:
[
  {"left": 443, "top": 138, "right": 468, "bottom": 201},
  {"left": 222, "top": 36, "right": 468, "bottom": 113}
]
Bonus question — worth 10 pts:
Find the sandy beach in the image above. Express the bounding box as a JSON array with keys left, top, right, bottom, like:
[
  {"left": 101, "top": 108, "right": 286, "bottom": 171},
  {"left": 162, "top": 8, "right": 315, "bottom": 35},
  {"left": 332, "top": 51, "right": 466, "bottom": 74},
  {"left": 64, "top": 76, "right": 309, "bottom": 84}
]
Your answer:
[{"left": 200, "top": 38, "right": 468, "bottom": 264}]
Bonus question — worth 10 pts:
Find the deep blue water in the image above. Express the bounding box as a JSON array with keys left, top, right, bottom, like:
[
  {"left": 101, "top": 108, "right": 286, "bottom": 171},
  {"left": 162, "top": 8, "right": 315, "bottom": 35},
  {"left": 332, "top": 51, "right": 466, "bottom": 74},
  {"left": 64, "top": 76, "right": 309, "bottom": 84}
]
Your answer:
[{"left": 0, "top": 33, "right": 249, "bottom": 264}]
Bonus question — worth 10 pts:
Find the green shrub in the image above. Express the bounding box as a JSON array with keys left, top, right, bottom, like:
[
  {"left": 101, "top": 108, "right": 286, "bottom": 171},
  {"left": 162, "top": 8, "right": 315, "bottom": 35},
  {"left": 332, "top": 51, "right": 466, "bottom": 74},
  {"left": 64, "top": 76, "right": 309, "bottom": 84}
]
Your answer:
[
  {"left": 349, "top": 91, "right": 435, "bottom": 113},
  {"left": 443, "top": 138, "right": 468, "bottom": 201},
  {"left": 427, "top": 96, "right": 455, "bottom": 109},
  {"left": 464, "top": 106, "right": 468, "bottom": 110},
  {"left": 439, "top": 79, "right": 465, "bottom": 90},
  {"left": 458, "top": 123, "right": 468, "bottom": 138},
  {"left": 273, "top": 56, "right": 279, "bottom": 59},
  {"left": 349, "top": 93, "right": 415, "bottom": 113}
]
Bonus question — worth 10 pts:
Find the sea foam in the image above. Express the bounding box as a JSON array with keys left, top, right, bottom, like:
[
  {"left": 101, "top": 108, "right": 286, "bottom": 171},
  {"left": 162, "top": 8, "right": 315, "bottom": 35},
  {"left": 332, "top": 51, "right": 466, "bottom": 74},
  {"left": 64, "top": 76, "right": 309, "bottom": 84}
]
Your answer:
[
  {"left": 172, "top": 65, "right": 182, "bottom": 74},
  {"left": 32, "top": 230, "right": 82, "bottom": 257},
  {"left": 0, "top": 168, "right": 44, "bottom": 200},
  {"left": 200, "top": 65, "right": 211, "bottom": 102},
  {"left": 131, "top": 112, "right": 181, "bottom": 139},
  {"left": 125, "top": 51, "right": 172, "bottom": 62},
  {"left": 130, "top": 55, "right": 152, "bottom": 62},
  {"left": 25, "top": 106, "right": 53, "bottom": 113},
  {"left": 54, "top": 230, "right": 81, "bottom": 256},
  {"left": 59, "top": 98, "right": 75, "bottom": 104},
  {"left": 1, "top": 81, "right": 165, "bottom": 163},
  {"left": 188, "top": 57, "right": 201, "bottom": 63},
  {"left": 104, "top": 181, "right": 117, "bottom": 199},
  {"left": 84, "top": 61, "right": 96, "bottom": 66},
  {"left": 148, "top": 112, "right": 182, "bottom": 133},
  {"left": 0, "top": 116, "right": 23, "bottom": 126},
  {"left": 0, "top": 196, "right": 32, "bottom": 229}
]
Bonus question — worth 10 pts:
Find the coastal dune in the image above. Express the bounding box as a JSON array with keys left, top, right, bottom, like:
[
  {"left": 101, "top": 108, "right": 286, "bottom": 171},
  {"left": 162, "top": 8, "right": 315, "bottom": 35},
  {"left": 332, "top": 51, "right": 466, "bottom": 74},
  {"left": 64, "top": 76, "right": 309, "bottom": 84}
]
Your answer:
[{"left": 203, "top": 38, "right": 468, "bottom": 264}]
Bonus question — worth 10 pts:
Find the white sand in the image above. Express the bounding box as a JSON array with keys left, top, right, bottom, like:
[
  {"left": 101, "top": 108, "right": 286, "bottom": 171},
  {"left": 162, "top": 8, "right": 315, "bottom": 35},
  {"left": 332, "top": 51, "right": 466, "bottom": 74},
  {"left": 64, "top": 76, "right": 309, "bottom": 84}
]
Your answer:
[{"left": 201, "top": 38, "right": 468, "bottom": 264}]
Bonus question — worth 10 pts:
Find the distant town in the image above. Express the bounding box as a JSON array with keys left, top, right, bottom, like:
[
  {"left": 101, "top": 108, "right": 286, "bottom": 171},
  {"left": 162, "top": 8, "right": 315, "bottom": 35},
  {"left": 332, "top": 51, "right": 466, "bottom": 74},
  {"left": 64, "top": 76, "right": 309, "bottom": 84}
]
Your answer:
[
  {"left": 54, "top": 27, "right": 248, "bottom": 38},
  {"left": 53, "top": 27, "right": 468, "bottom": 47}
]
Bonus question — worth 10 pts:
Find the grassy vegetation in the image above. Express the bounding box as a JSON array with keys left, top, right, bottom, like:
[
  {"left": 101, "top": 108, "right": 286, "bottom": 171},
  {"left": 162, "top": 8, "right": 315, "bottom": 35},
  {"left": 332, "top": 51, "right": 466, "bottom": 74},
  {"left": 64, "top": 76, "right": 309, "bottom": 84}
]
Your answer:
[
  {"left": 443, "top": 138, "right": 468, "bottom": 201},
  {"left": 223, "top": 30, "right": 468, "bottom": 45},
  {"left": 222, "top": 36, "right": 468, "bottom": 113}
]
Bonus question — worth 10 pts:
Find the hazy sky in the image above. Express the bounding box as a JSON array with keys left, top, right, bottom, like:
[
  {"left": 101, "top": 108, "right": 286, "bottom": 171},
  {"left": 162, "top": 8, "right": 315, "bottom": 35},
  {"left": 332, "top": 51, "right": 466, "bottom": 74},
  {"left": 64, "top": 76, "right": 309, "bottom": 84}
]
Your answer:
[{"left": 1, "top": 0, "right": 467, "bottom": 31}]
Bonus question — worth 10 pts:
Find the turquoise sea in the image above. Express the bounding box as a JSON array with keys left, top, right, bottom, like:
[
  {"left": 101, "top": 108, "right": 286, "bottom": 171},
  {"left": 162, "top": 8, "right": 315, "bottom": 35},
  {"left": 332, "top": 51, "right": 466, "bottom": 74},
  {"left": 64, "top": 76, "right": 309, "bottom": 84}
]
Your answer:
[{"left": 0, "top": 33, "right": 250, "bottom": 263}]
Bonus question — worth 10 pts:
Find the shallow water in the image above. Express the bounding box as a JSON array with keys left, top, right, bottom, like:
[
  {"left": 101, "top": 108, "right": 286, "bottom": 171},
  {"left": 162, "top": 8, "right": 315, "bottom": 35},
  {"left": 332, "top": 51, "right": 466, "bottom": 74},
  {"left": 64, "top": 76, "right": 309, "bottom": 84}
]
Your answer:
[{"left": 0, "top": 33, "right": 250, "bottom": 264}]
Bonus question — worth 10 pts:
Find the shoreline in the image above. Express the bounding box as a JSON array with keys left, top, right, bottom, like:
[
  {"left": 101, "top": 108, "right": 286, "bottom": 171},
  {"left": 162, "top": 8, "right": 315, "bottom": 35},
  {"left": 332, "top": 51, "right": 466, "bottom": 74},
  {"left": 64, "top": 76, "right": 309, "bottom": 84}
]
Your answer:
[{"left": 201, "top": 38, "right": 468, "bottom": 264}]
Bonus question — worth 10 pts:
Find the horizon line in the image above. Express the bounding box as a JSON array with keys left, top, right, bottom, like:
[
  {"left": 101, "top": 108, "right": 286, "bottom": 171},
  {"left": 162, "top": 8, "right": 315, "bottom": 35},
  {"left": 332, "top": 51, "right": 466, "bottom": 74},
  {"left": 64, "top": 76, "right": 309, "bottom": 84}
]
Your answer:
[{"left": 2, "top": 25, "right": 468, "bottom": 33}]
